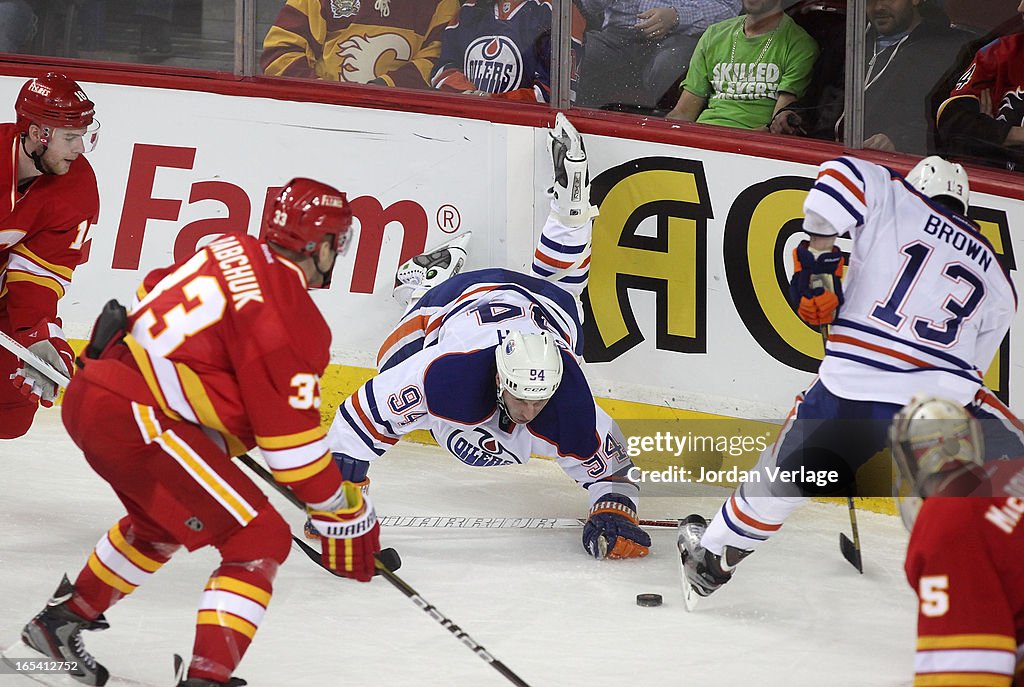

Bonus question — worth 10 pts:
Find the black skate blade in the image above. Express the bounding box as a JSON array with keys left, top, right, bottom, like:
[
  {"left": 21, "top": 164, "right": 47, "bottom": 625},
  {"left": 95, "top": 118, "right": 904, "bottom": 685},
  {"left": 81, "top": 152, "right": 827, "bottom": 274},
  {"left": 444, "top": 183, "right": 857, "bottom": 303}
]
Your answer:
[
  {"left": 839, "top": 533, "right": 863, "bottom": 573},
  {"left": 1, "top": 639, "right": 153, "bottom": 686}
]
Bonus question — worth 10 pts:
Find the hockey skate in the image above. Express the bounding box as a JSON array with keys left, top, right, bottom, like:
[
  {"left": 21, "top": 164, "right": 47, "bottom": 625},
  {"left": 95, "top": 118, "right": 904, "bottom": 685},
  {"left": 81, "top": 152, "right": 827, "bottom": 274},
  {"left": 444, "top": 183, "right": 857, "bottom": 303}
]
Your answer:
[
  {"left": 393, "top": 232, "right": 472, "bottom": 309},
  {"left": 174, "top": 654, "right": 247, "bottom": 686},
  {"left": 20, "top": 574, "right": 110, "bottom": 685},
  {"left": 677, "top": 515, "right": 751, "bottom": 611},
  {"left": 548, "top": 112, "right": 598, "bottom": 228}
]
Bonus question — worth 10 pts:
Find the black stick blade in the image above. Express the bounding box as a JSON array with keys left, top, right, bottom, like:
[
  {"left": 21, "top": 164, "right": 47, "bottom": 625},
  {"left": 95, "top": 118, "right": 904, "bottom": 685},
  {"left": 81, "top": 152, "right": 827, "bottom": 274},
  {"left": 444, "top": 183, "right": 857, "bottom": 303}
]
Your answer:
[
  {"left": 376, "top": 548, "right": 402, "bottom": 573},
  {"left": 839, "top": 533, "right": 863, "bottom": 574}
]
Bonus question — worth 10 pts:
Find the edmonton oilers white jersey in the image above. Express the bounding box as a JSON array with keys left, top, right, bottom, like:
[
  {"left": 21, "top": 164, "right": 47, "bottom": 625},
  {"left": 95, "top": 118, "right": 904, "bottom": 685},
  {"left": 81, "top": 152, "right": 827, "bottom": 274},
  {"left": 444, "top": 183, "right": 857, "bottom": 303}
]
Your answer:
[
  {"left": 805, "top": 156, "right": 1017, "bottom": 405},
  {"left": 327, "top": 214, "right": 638, "bottom": 509}
]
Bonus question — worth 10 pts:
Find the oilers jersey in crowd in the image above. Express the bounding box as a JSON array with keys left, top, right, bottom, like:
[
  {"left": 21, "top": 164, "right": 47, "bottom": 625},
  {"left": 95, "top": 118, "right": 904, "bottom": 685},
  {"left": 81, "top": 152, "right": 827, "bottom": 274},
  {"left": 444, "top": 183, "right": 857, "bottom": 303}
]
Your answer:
[
  {"left": 327, "top": 267, "right": 638, "bottom": 509},
  {"left": 804, "top": 156, "right": 1017, "bottom": 406},
  {"left": 431, "top": 0, "right": 585, "bottom": 102}
]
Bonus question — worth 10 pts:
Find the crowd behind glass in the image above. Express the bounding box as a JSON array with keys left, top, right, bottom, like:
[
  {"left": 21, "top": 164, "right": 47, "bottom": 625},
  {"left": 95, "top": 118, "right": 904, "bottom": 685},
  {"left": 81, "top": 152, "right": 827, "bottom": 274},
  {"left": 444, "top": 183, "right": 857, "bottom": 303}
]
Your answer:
[{"left": 2, "top": 0, "right": 1022, "bottom": 172}]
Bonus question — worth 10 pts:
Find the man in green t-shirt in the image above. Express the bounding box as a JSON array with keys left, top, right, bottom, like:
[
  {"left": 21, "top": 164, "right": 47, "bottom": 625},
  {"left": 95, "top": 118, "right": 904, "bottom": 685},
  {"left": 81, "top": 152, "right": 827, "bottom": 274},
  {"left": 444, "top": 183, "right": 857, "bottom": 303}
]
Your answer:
[{"left": 666, "top": 0, "right": 818, "bottom": 129}]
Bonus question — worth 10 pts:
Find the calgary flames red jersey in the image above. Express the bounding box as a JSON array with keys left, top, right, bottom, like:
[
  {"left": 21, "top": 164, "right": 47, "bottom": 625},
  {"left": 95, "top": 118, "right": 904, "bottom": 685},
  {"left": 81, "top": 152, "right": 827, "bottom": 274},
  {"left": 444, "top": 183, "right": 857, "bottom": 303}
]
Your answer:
[
  {"left": 125, "top": 233, "right": 339, "bottom": 504},
  {"left": 0, "top": 123, "right": 99, "bottom": 334},
  {"left": 905, "top": 485, "right": 1024, "bottom": 686}
]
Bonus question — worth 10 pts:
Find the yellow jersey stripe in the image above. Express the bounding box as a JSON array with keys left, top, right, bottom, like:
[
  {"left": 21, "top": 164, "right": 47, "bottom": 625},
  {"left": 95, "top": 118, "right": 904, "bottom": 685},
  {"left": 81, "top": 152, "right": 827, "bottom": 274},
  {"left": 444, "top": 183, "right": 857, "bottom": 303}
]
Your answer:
[
  {"left": 87, "top": 552, "right": 136, "bottom": 595},
  {"left": 196, "top": 610, "right": 257, "bottom": 639},
  {"left": 257, "top": 426, "right": 325, "bottom": 450},
  {"left": 159, "top": 431, "right": 256, "bottom": 526},
  {"left": 107, "top": 524, "right": 164, "bottom": 573},
  {"left": 11, "top": 243, "right": 74, "bottom": 279},
  {"left": 914, "top": 673, "right": 1012, "bottom": 687},
  {"left": 124, "top": 335, "right": 179, "bottom": 421},
  {"left": 270, "top": 453, "right": 332, "bottom": 484},
  {"left": 5, "top": 271, "right": 64, "bottom": 297},
  {"left": 174, "top": 362, "right": 247, "bottom": 456},
  {"left": 205, "top": 576, "right": 272, "bottom": 607},
  {"left": 918, "top": 635, "right": 1018, "bottom": 652}
]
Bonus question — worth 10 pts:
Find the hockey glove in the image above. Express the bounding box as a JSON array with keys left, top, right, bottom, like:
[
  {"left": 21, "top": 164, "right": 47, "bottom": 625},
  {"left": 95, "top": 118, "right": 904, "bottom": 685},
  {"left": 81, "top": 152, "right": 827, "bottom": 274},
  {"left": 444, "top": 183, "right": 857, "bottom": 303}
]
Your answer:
[
  {"left": 549, "top": 112, "right": 599, "bottom": 228},
  {"left": 308, "top": 482, "right": 381, "bottom": 582},
  {"left": 582, "top": 494, "right": 651, "bottom": 559},
  {"left": 10, "top": 320, "right": 75, "bottom": 407},
  {"left": 333, "top": 452, "right": 371, "bottom": 495},
  {"left": 789, "top": 240, "right": 845, "bottom": 327}
]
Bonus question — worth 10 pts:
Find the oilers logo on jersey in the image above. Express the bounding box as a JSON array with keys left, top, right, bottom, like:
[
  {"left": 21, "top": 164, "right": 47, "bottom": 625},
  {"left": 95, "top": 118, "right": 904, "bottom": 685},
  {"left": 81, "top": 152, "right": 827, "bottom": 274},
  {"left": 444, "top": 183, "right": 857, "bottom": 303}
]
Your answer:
[
  {"left": 465, "top": 35, "right": 523, "bottom": 94},
  {"left": 445, "top": 427, "right": 522, "bottom": 467}
]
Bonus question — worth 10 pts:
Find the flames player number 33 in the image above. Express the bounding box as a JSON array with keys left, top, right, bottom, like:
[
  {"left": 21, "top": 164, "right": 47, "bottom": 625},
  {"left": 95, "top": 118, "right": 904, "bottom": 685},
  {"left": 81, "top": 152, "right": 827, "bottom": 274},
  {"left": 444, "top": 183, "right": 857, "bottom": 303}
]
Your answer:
[{"left": 132, "top": 248, "right": 319, "bottom": 410}]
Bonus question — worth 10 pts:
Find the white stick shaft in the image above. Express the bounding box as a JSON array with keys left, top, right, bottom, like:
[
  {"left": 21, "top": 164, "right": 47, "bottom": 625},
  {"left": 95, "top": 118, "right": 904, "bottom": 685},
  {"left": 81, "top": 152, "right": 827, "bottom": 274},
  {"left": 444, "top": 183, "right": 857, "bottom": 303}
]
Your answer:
[
  {"left": 0, "top": 330, "right": 71, "bottom": 387},
  {"left": 378, "top": 516, "right": 678, "bottom": 529}
]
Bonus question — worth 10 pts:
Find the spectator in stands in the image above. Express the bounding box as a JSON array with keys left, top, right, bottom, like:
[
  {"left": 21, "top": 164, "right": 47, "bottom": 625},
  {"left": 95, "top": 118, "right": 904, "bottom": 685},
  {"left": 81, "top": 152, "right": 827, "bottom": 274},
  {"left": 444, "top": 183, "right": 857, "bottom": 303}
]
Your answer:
[
  {"left": 575, "top": 0, "right": 741, "bottom": 110},
  {"left": 431, "top": 0, "right": 586, "bottom": 103},
  {"left": 261, "top": 0, "right": 459, "bottom": 88},
  {"left": 137, "top": 0, "right": 173, "bottom": 58},
  {"left": 0, "top": 0, "right": 34, "bottom": 54},
  {"left": 666, "top": 0, "right": 817, "bottom": 129},
  {"left": 771, "top": 0, "right": 971, "bottom": 155},
  {"left": 936, "top": 1, "right": 1024, "bottom": 171}
]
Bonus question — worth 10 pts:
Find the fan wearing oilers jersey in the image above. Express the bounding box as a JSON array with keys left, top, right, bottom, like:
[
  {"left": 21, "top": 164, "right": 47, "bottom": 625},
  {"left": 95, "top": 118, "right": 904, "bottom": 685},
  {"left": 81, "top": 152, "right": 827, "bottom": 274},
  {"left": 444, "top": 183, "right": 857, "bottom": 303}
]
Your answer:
[
  {"left": 323, "top": 113, "right": 651, "bottom": 560},
  {"left": 430, "top": 0, "right": 586, "bottom": 103},
  {"left": 678, "top": 154, "right": 1024, "bottom": 605}
]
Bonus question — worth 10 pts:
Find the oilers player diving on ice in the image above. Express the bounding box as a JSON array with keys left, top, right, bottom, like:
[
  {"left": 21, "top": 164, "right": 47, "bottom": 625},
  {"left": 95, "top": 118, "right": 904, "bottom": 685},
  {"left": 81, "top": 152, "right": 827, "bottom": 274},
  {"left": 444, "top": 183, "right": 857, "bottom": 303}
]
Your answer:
[{"left": 321, "top": 113, "right": 652, "bottom": 561}]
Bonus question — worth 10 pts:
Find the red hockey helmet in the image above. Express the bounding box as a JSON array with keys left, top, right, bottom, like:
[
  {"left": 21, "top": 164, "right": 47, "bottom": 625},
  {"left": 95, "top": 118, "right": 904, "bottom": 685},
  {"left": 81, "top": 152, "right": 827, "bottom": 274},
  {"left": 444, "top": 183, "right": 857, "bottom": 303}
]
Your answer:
[
  {"left": 263, "top": 178, "right": 353, "bottom": 257},
  {"left": 16, "top": 72, "right": 96, "bottom": 134}
]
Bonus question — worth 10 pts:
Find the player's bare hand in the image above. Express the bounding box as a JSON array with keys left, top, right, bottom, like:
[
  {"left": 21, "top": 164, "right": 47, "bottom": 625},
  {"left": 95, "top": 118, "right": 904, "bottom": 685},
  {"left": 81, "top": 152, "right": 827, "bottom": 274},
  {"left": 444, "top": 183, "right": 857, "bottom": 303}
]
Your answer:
[
  {"left": 864, "top": 133, "right": 896, "bottom": 152},
  {"left": 636, "top": 7, "right": 679, "bottom": 41}
]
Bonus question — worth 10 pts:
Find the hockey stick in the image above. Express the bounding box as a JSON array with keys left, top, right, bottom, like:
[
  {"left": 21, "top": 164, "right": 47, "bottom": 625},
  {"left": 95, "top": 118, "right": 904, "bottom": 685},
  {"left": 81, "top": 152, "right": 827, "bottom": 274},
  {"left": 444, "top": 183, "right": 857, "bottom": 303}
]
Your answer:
[
  {"left": 811, "top": 268, "right": 864, "bottom": 574},
  {"left": 0, "top": 330, "right": 70, "bottom": 387},
  {"left": 236, "top": 453, "right": 535, "bottom": 687},
  {"left": 377, "top": 515, "right": 679, "bottom": 529}
]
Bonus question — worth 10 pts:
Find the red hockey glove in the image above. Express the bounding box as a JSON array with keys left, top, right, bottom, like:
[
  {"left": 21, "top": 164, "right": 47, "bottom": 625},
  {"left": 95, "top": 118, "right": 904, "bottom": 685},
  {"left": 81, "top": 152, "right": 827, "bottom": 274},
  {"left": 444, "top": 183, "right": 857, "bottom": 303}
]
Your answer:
[
  {"left": 789, "top": 241, "right": 844, "bottom": 327},
  {"left": 308, "top": 482, "right": 381, "bottom": 582},
  {"left": 582, "top": 495, "right": 651, "bottom": 559},
  {"left": 10, "top": 320, "right": 75, "bottom": 407}
]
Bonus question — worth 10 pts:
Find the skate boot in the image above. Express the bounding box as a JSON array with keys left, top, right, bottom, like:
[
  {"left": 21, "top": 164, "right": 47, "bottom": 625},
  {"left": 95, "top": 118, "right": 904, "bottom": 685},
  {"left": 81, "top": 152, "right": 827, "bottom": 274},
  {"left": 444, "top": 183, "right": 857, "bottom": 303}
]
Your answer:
[
  {"left": 174, "top": 654, "right": 247, "bottom": 686},
  {"left": 677, "top": 514, "right": 751, "bottom": 610},
  {"left": 393, "top": 232, "right": 472, "bottom": 308},
  {"left": 21, "top": 575, "right": 110, "bottom": 686},
  {"left": 548, "top": 112, "right": 598, "bottom": 228}
]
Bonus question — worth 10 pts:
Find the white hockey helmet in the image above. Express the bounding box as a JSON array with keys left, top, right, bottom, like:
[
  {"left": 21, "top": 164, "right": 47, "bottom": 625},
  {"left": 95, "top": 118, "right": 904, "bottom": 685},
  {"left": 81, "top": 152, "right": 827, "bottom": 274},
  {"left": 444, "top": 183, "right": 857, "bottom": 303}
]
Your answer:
[
  {"left": 890, "top": 394, "right": 985, "bottom": 530},
  {"left": 905, "top": 155, "right": 970, "bottom": 215},
  {"left": 495, "top": 331, "right": 563, "bottom": 401}
]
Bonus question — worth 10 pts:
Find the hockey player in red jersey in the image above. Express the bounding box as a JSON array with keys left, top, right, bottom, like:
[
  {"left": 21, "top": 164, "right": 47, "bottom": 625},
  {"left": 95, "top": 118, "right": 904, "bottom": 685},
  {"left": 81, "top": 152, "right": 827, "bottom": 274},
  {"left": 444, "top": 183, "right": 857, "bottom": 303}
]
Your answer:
[
  {"left": 892, "top": 395, "right": 1024, "bottom": 687},
  {"left": 0, "top": 72, "right": 100, "bottom": 439},
  {"left": 15, "top": 179, "right": 380, "bottom": 687}
]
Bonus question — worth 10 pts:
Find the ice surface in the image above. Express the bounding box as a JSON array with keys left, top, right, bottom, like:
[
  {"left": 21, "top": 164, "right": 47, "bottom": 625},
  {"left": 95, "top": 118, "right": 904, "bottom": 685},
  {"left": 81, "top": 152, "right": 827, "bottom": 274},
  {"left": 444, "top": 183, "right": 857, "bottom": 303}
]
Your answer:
[{"left": 0, "top": 410, "right": 916, "bottom": 686}]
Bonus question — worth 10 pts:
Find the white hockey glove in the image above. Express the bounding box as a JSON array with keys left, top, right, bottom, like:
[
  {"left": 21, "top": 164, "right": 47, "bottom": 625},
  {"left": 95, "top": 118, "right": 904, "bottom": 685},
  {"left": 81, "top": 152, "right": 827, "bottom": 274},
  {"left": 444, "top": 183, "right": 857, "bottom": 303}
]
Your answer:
[
  {"left": 549, "top": 112, "right": 599, "bottom": 228},
  {"left": 11, "top": 340, "right": 66, "bottom": 406}
]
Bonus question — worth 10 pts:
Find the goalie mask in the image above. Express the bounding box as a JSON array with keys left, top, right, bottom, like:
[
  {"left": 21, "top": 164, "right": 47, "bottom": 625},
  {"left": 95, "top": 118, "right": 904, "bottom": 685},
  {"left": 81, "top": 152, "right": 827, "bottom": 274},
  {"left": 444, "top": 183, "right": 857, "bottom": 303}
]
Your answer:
[
  {"left": 495, "top": 331, "right": 563, "bottom": 402},
  {"left": 890, "top": 395, "right": 986, "bottom": 530},
  {"left": 905, "top": 155, "right": 969, "bottom": 215},
  {"left": 263, "top": 178, "right": 353, "bottom": 288}
]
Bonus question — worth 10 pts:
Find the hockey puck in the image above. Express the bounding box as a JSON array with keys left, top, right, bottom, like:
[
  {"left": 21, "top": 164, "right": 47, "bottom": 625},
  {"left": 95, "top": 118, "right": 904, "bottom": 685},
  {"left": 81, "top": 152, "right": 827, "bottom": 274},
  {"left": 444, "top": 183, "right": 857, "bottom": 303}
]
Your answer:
[{"left": 636, "top": 593, "right": 663, "bottom": 607}]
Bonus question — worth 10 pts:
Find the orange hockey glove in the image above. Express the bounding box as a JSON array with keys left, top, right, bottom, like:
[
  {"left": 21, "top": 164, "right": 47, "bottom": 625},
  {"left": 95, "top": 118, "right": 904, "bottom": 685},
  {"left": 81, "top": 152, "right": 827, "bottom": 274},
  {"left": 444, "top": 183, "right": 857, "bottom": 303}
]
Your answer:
[
  {"left": 582, "top": 495, "right": 651, "bottom": 559},
  {"left": 789, "top": 240, "right": 845, "bottom": 327}
]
